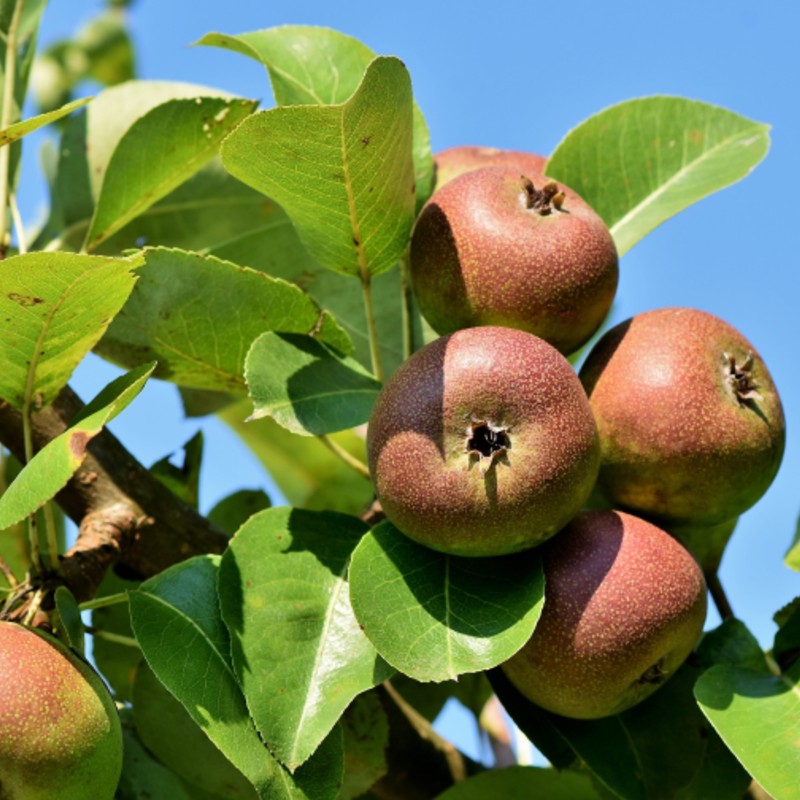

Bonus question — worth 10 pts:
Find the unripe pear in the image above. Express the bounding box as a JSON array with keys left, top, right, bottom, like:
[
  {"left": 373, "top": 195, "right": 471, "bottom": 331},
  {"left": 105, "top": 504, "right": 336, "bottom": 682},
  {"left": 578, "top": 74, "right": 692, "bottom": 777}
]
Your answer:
[
  {"left": 580, "top": 307, "right": 785, "bottom": 526},
  {"left": 433, "top": 145, "right": 547, "bottom": 191},
  {"left": 367, "top": 325, "right": 600, "bottom": 556},
  {"left": 410, "top": 165, "right": 618, "bottom": 355},
  {"left": 0, "top": 620, "right": 122, "bottom": 799},
  {"left": 501, "top": 510, "right": 707, "bottom": 719}
]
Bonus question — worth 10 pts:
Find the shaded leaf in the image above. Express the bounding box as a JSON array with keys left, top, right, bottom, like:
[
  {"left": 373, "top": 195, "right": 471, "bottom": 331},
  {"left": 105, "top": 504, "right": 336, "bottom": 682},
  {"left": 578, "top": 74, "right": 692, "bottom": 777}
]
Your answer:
[
  {"left": 696, "top": 618, "right": 769, "bottom": 674},
  {"left": 546, "top": 97, "right": 770, "bottom": 256},
  {"left": 695, "top": 663, "right": 800, "bottom": 800},
  {"left": 52, "top": 586, "right": 84, "bottom": 654},
  {"left": 0, "top": 96, "right": 91, "bottom": 145},
  {"left": 784, "top": 512, "right": 800, "bottom": 571},
  {"left": 245, "top": 332, "right": 381, "bottom": 435},
  {"left": 207, "top": 488, "right": 271, "bottom": 536},
  {"left": 132, "top": 660, "right": 258, "bottom": 799},
  {"left": 197, "top": 26, "right": 434, "bottom": 209},
  {"left": 130, "top": 555, "right": 340, "bottom": 800},
  {"left": 0, "top": 251, "right": 140, "bottom": 408},
  {"left": 0, "top": 363, "right": 154, "bottom": 530},
  {"left": 219, "top": 508, "right": 392, "bottom": 770},
  {"left": 149, "top": 430, "right": 204, "bottom": 508},
  {"left": 96, "top": 247, "right": 351, "bottom": 392},
  {"left": 221, "top": 57, "right": 415, "bottom": 278},
  {"left": 338, "top": 692, "right": 388, "bottom": 800},
  {"left": 434, "top": 766, "right": 600, "bottom": 800},
  {"left": 85, "top": 95, "right": 257, "bottom": 250},
  {"left": 349, "top": 522, "right": 544, "bottom": 682},
  {"left": 774, "top": 602, "right": 800, "bottom": 672},
  {"left": 219, "top": 400, "right": 372, "bottom": 515}
]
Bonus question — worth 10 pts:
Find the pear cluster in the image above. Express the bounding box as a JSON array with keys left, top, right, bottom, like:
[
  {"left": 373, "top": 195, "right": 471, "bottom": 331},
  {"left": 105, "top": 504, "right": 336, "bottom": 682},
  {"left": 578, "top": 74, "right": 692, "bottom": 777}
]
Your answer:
[{"left": 367, "top": 146, "right": 786, "bottom": 719}]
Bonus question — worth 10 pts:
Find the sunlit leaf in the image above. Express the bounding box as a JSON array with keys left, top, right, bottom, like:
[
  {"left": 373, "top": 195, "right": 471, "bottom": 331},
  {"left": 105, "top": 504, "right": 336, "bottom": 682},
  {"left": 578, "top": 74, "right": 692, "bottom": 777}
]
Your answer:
[
  {"left": 546, "top": 97, "right": 770, "bottom": 256},
  {"left": 0, "top": 96, "right": 91, "bottom": 146}
]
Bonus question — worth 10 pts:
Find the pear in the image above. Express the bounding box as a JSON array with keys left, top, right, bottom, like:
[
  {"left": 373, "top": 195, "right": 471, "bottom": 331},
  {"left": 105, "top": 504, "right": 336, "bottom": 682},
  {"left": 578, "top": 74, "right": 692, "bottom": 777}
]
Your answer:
[
  {"left": 367, "top": 325, "right": 599, "bottom": 556},
  {"left": 501, "top": 510, "right": 707, "bottom": 719},
  {"left": 0, "top": 621, "right": 122, "bottom": 799},
  {"left": 580, "top": 307, "right": 786, "bottom": 526},
  {"left": 410, "top": 165, "right": 618, "bottom": 355},
  {"left": 433, "top": 144, "right": 547, "bottom": 191}
]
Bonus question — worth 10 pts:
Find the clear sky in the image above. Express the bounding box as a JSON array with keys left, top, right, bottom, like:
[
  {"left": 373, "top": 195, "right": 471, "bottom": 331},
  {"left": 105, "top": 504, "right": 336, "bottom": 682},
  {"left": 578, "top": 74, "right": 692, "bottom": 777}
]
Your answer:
[{"left": 17, "top": 0, "right": 800, "bottom": 766}]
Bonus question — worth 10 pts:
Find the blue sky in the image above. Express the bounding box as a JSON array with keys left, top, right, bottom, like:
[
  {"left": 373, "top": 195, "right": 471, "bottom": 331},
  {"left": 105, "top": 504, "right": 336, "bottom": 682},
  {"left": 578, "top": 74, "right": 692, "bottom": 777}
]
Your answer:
[{"left": 18, "top": 0, "right": 800, "bottom": 765}]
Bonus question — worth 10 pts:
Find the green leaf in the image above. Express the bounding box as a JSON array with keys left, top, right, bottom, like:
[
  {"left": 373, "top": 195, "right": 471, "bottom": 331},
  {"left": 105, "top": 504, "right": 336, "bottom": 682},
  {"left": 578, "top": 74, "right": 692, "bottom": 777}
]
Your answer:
[
  {"left": 85, "top": 95, "right": 257, "bottom": 251},
  {"left": 774, "top": 603, "right": 800, "bottom": 671},
  {"left": 221, "top": 56, "right": 415, "bottom": 278},
  {"left": 0, "top": 96, "right": 91, "bottom": 145},
  {"left": 434, "top": 767, "right": 600, "bottom": 800},
  {"left": 132, "top": 661, "right": 259, "bottom": 799},
  {"left": 52, "top": 586, "right": 84, "bottom": 654},
  {"left": 245, "top": 333, "right": 381, "bottom": 435},
  {"left": 784, "top": 512, "right": 800, "bottom": 571},
  {"left": 696, "top": 618, "right": 769, "bottom": 674},
  {"left": 338, "top": 692, "right": 388, "bottom": 800},
  {"left": 149, "top": 430, "right": 204, "bottom": 508},
  {"left": 96, "top": 247, "right": 351, "bottom": 392},
  {"left": 197, "top": 26, "right": 434, "bottom": 209},
  {"left": 695, "top": 663, "right": 800, "bottom": 800},
  {"left": 219, "top": 401, "right": 372, "bottom": 515},
  {"left": 0, "top": 363, "right": 154, "bottom": 530},
  {"left": 130, "top": 554, "right": 339, "bottom": 800},
  {"left": 91, "top": 570, "right": 140, "bottom": 702},
  {"left": 349, "top": 521, "right": 545, "bottom": 682},
  {"left": 0, "top": 251, "right": 140, "bottom": 408},
  {"left": 219, "top": 508, "right": 393, "bottom": 770},
  {"left": 207, "top": 488, "right": 271, "bottom": 536},
  {"left": 546, "top": 97, "right": 770, "bottom": 257}
]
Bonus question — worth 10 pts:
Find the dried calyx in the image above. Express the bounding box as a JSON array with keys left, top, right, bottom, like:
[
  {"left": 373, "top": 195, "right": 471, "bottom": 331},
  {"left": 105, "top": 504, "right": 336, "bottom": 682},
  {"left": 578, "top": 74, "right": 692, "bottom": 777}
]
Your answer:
[
  {"left": 521, "top": 176, "right": 565, "bottom": 215},
  {"left": 724, "top": 351, "right": 762, "bottom": 403},
  {"left": 466, "top": 419, "right": 510, "bottom": 473}
]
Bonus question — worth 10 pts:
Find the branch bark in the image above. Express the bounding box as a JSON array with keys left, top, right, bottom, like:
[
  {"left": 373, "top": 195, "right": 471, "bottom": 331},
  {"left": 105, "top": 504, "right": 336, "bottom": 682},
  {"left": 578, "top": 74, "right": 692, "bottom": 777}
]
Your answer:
[{"left": 0, "top": 386, "right": 228, "bottom": 601}]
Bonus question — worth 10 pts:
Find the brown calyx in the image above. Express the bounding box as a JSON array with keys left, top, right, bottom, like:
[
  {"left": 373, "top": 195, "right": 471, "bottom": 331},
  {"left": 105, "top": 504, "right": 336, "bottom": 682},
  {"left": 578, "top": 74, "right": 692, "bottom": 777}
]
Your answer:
[
  {"left": 521, "top": 176, "right": 565, "bottom": 215},
  {"left": 724, "top": 352, "right": 762, "bottom": 403},
  {"left": 465, "top": 419, "right": 510, "bottom": 473},
  {"left": 637, "top": 658, "right": 667, "bottom": 686}
]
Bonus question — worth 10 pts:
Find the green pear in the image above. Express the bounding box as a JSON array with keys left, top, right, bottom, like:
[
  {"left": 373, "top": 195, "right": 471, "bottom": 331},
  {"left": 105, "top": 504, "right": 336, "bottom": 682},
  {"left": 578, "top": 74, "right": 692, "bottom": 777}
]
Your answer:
[
  {"left": 0, "top": 620, "right": 122, "bottom": 799},
  {"left": 501, "top": 510, "right": 707, "bottom": 719}
]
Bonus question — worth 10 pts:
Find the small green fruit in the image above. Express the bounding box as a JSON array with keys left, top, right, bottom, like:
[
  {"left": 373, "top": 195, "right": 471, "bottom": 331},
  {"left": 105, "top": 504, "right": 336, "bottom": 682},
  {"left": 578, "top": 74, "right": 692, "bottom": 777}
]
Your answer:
[
  {"left": 0, "top": 620, "right": 122, "bottom": 800},
  {"left": 501, "top": 510, "right": 707, "bottom": 719},
  {"left": 367, "top": 325, "right": 600, "bottom": 556},
  {"left": 580, "top": 307, "right": 786, "bottom": 526},
  {"left": 433, "top": 145, "right": 547, "bottom": 191},
  {"left": 410, "top": 165, "right": 618, "bottom": 354}
]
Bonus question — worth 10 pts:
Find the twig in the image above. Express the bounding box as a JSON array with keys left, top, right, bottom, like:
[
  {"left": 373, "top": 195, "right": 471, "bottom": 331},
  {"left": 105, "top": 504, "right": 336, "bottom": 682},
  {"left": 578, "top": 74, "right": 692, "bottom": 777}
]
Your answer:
[
  {"left": 399, "top": 254, "right": 414, "bottom": 361},
  {"left": 706, "top": 571, "right": 734, "bottom": 620}
]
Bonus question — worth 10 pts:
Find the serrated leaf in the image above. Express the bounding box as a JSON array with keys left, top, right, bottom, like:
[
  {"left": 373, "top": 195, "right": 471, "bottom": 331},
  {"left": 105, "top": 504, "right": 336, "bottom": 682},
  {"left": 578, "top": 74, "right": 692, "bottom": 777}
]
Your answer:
[
  {"left": 221, "top": 56, "right": 415, "bottom": 278},
  {"left": 132, "top": 661, "right": 258, "bottom": 799},
  {"left": 219, "top": 401, "right": 372, "bottom": 515},
  {"left": 0, "top": 96, "right": 91, "bottom": 146},
  {"left": 0, "top": 251, "right": 140, "bottom": 408},
  {"left": 198, "top": 26, "right": 434, "bottom": 210},
  {"left": 349, "top": 521, "right": 544, "bottom": 683},
  {"left": 95, "top": 247, "right": 351, "bottom": 392},
  {"left": 219, "top": 507, "right": 392, "bottom": 770},
  {"left": 338, "top": 692, "right": 388, "bottom": 800},
  {"left": 245, "top": 332, "right": 381, "bottom": 435},
  {"left": 0, "top": 363, "right": 154, "bottom": 530},
  {"left": 434, "top": 766, "right": 600, "bottom": 800},
  {"left": 130, "top": 555, "right": 339, "bottom": 800},
  {"left": 695, "top": 663, "right": 800, "bottom": 800},
  {"left": 85, "top": 95, "right": 257, "bottom": 250},
  {"left": 546, "top": 97, "right": 770, "bottom": 257}
]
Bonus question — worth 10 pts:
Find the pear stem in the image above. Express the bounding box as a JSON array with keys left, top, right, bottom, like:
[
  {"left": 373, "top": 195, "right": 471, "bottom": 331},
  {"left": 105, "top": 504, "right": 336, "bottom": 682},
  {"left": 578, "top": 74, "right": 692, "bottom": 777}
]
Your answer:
[
  {"left": 706, "top": 571, "right": 734, "bottom": 620},
  {"left": 318, "top": 434, "right": 371, "bottom": 480},
  {"left": 87, "top": 628, "right": 140, "bottom": 648},
  {"left": 399, "top": 253, "right": 414, "bottom": 361},
  {"left": 78, "top": 592, "right": 130, "bottom": 612}
]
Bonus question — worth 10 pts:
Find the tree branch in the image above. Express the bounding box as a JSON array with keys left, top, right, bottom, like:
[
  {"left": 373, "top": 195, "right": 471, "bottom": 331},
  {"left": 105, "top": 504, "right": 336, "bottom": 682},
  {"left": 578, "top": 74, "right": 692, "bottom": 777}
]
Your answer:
[{"left": 0, "top": 386, "right": 229, "bottom": 601}]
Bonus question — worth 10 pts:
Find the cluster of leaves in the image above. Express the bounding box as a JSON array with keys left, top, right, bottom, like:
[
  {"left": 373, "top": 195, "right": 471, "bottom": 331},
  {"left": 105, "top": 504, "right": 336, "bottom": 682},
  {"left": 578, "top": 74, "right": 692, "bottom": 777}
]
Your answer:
[{"left": 1, "top": 9, "right": 799, "bottom": 800}]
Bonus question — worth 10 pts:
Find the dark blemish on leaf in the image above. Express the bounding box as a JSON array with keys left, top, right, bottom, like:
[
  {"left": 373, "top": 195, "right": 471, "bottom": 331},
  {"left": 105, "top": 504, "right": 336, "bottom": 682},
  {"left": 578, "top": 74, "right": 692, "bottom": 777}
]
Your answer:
[
  {"left": 8, "top": 293, "right": 45, "bottom": 307},
  {"left": 361, "top": 135, "right": 371, "bottom": 146},
  {"left": 332, "top": 172, "right": 345, "bottom": 182},
  {"left": 689, "top": 129, "right": 703, "bottom": 144},
  {"left": 69, "top": 431, "right": 91, "bottom": 459},
  {"left": 369, "top": 186, "right": 374, "bottom": 193},
  {"left": 245, "top": 580, "right": 252, "bottom": 587},
  {"left": 353, "top": 237, "right": 360, "bottom": 247}
]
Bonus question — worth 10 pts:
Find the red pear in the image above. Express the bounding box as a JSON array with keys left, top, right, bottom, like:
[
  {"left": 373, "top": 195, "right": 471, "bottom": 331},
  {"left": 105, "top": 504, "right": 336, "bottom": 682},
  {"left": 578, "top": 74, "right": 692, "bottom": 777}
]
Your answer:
[
  {"left": 367, "top": 325, "right": 599, "bottom": 556},
  {"left": 501, "top": 510, "right": 707, "bottom": 719},
  {"left": 433, "top": 144, "right": 547, "bottom": 191}
]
